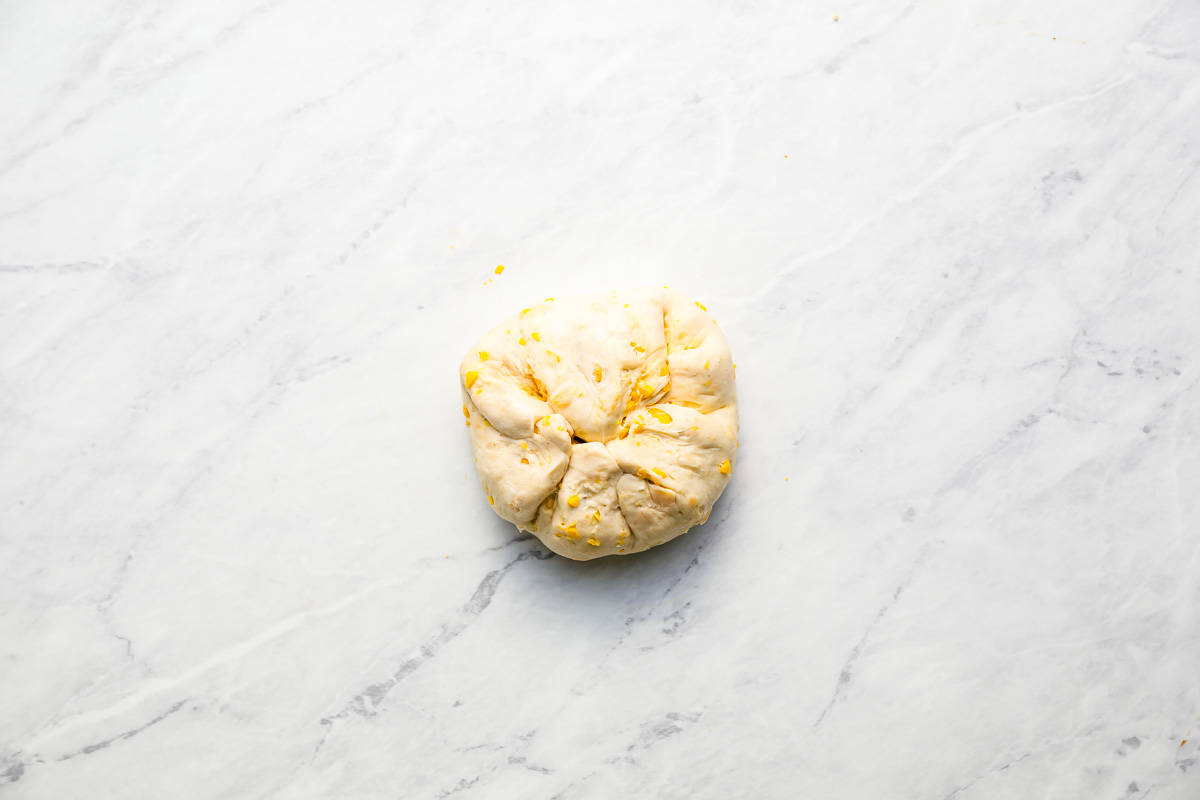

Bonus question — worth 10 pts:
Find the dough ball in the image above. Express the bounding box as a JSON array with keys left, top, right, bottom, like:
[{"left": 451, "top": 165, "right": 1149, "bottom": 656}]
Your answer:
[{"left": 461, "top": 289, "right": 738, "bottom": 560}]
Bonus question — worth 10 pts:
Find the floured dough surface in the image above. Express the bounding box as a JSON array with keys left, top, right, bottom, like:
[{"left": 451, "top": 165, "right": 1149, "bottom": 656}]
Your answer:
[{"left": 460, "top": 289, "right": 737, "bottom": 560}]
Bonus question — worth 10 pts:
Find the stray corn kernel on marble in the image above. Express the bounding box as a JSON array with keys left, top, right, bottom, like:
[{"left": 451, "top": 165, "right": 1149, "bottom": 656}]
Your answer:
[{"left": 460, "top": 289, "right": 737, "bottom": 560}]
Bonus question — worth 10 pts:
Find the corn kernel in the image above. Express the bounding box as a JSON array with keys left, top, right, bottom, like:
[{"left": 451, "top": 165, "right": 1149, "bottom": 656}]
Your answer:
[
  {"left": 520, "top": 441, "right": 528, "bottom": 450},
  {"left": 652, "top": 467, "right": 667, "bottom": 478},
  {"left": 618, "top": 426, "right": 629, "bottom": 439},
  {"left": 531, "top": 332, "right": 541, "bottom": 342},
  {"left": 568, "top": 494, "right": 580, "bottom": 508},
  {"left": 520, "top": 308, "right": 531, "bottom": 317},
  {"left": 659, "top": 364, "right": 669, "bottom": 376},
  {"left": 462, "top": 404, "right": 469, "bottom": 418},
  {"left": 520, "top": 457, "right": 529, "bottom": 464},
  {"left": 718, "top": 459, "right": 732, "bottom": 475},
  {"left": 546, "top": 350, "right": 561, "bottom": 362},
  {"left": 695, "top": 301, "right": 707, "bottom": 311},
  {"left": 586, "top": 537, "right": 600, "bottom": 546},
  {"left": 544, "top": 297, "right": 554, "bottom": 302},
  {"left": 591, "top": 510, "right": 601, "bottom": 523},
  {"left": 637, "top": 468, "right": 650, "bottom": 479},
  {"left": 593, "top": 365, "right": 603, "bottom": 382},
  {"left": 564, "top": 523, "right": 579, "bottom": 539},
  {"left": 479, "top": 351, "right": 490, "bottom": 361},
  {"left": 494, "top": 265, "right": 504, "bottom": 274},
  {"left": 487, "top": 494, "right": 495, "bottom": 505},
  {"left": 465, "top": 370, "right": 479, "bottom": 388},
  {"left": 637, "top": 380, "right": 654, "bottom": 397},
  {"left": 464, "top": 419, "right": 470, "bottom": 427},
  {"left": 704, "top": 360, "right": 710, "bottom": 369},
  {"left": 518, "top": 337, "right": 527, "bottom": 345},
  {"left": 648, "top": 407, "right": 672, "bottom": 424}
]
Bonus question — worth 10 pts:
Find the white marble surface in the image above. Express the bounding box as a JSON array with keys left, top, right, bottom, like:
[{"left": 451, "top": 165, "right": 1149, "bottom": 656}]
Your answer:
[{"left": 2, "top": 1, "right": 1199, "bottom": 797}]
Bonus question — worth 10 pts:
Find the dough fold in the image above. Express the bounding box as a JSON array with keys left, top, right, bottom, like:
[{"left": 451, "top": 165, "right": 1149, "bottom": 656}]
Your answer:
[{"left": 461, "top": 289, "right": 737, "bottom": 560}]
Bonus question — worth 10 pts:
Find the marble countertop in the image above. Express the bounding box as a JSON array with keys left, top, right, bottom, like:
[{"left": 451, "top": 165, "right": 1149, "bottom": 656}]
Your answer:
[{"left": 3, "top": 1, "right": 1199, "bottom": 797}]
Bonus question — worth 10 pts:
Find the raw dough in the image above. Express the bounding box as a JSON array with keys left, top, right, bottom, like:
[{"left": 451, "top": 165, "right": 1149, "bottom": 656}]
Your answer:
[{"left": 461, "top": 289, "right": 738, "bottom": 560}]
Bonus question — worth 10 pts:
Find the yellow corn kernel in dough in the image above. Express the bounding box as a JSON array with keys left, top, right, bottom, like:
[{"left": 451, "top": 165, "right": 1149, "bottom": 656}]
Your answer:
[
  {"left": 587, "top": 537, "right": 600, "bottom": 546},
  {"left": 487, "top": 495, "right": 495, "bottom": 505},
  {"left": 593, "top": 365, "right": 603, "bottom": 382},
  {"left": 695, "top": 301, "right": 707, "bottom": 310},
  {"left": 544, "top": 297, "right": 555, "bottom": 303},
  {"left": 590, "top": 510, "right": 601, "bottom": 523},
  {"left": 563, "top": 523, "right": 579, "bottom": 539},
  {"left": 531, "top": 332, "right": 541, "bottom": 342},
  {"left": 625, "top": 399, "right": 637, "bottom": 413},
  {"left": 462, "top": 404, "right": 470, "bottom": 418},
  {"left": 636, "top": 380, "right": 654, "bottom": 397},
  {"left": 465, "top": 370, "right": 479, "bottom": 388},
  {"left": 479, "top": 351, "right": 490, "bottom": 361},
  {"left": 518, "top": 337, "right": 527, "bottom": 345},
  {"left": 520, "top": 442, "right": 528, "bottom": 450},
  {"left": 648, "top": 407, "right": 672, "bottom": 424},
  {"left": 718, "top": 459, "right": 732, "bottom": 475},
  {"left": 618, "top": 426, "right": 629, "bottom": 439},
  {"left": 704, "top": 360, "right": 710, "bottom": 370},
  {"left": 464, "top": 419, "right": 470, "bottom": 427},
  {"left": 546, "top": 350, "right": 561, "bottom": 362},
  {"left": 652, "top": 467, "right": 667, "bottom": 478},
  {"left": 567, "top": 494, "right": 580, "bottom": 508},
  {"left": 659, "top": 364, "right": 669, "bottom": 376},
  {"left": 520, "top": 308, "right": 532, "bottom": 317},
  {"left": 637, "top": 468, "right": 650, "bottom": 479},
  {"left": 632, "top": 422, "right": 645, "bottom": 434},
  {"left": 494, "top": 265, "right": 504, "bottom": 274},
  {"left": 520, "top": 457, "right": 529, "bottom": 464}
]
